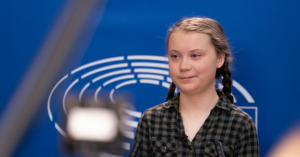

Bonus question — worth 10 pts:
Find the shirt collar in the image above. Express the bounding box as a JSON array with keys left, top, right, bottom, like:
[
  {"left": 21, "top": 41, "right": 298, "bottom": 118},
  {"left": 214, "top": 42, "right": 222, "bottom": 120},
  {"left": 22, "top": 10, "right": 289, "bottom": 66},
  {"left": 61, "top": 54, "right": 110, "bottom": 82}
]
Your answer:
[{"left": 163, "top": 89, "right": 232, "bottom": 111}]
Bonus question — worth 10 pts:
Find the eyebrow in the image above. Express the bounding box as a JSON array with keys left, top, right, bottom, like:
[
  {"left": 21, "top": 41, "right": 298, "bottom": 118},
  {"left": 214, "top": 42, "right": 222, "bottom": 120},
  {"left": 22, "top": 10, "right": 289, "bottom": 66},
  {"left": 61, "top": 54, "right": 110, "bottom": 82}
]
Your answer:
[
  {"left": 169, "top": 50, "right": 179, "bottom": 53},
  {"left": 169, "top": 49, "right": 206, "bottom": 53}
]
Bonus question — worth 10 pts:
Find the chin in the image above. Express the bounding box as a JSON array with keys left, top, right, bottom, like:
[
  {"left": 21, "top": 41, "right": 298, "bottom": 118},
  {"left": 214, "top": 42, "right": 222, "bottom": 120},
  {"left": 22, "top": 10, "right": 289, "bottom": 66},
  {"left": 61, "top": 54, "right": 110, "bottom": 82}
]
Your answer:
[{"left": 177, "top": 86, "right": 198, "bottom": 94}]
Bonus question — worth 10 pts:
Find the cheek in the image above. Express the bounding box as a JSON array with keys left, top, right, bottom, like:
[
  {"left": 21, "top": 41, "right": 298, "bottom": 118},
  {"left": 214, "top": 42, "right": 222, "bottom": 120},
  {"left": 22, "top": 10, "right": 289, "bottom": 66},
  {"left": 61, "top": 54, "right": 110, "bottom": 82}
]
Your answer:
[
  {"left": 194, "top": 60, "right": 217, "bottom": 76},
  {"left": 168, "top": 63, "right": 177, "bottom": 77},
  {"left": 168, "top": 62, "right": 181, "bottom": 84}
]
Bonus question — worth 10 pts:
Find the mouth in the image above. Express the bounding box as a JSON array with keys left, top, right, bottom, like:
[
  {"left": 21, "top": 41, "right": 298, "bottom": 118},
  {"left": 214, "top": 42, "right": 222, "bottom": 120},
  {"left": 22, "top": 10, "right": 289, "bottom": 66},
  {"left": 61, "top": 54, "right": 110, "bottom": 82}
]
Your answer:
[{"left": 180, "top": 76, "right": 195, "bottom": 81}]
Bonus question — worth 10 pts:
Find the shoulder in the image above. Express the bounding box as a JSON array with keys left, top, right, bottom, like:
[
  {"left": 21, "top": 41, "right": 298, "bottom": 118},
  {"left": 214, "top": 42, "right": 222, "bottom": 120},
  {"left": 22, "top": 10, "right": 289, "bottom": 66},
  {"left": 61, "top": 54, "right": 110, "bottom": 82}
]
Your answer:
[
  {"left": 142, "top": 94, "right": 178, "bottom": 117},
  {"left": 216, "top": 89, "right": 256, "bottom": 131},
  {"left": 142, "top": 102, "right": 169, "bottom": 119},
  {"left": 135, "top": 103, "right": 167, "bottom": 134},
  {"left": 231, "top": 104, "right": 254, "bottom": 123},
  {"left": 228, "top": 104, "right": 257, "bottom": 133}
]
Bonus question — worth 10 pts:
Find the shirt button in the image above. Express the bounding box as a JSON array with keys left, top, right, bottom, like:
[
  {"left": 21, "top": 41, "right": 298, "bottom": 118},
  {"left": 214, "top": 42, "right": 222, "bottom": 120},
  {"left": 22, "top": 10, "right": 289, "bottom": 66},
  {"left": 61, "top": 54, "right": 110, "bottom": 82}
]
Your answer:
[
  {"left": 163, "top": 146, "right": 166, "bottom": 150},
  {"left": 190, "top": 146, "right": 193, "bottom": 150}
]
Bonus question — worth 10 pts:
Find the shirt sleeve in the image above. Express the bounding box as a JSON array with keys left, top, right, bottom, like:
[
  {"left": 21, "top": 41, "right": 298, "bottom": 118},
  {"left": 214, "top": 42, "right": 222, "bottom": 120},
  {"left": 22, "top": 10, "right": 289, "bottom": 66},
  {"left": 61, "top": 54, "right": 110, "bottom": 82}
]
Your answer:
[
  {"left": 130, "top": 110, "right": 151, "bottom": 156},
  {"left": 234, "top": 118, "right": 260, "bottom": 157}
]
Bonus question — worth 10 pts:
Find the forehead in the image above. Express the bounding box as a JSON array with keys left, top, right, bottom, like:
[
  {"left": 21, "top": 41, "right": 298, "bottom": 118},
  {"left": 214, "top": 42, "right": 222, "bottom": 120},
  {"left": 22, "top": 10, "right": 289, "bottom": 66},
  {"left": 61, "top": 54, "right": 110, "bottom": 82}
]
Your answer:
[{"left": 168, "top": 31, "right": 214, "bottom": 52}]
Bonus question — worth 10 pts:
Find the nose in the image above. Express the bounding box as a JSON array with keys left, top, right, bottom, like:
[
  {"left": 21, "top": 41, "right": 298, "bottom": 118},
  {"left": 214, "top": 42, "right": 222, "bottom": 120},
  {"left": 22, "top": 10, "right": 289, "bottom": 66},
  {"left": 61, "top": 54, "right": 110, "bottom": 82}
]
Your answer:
[{"left": 180, "top": 57, "right": 191, "bottom": 72}]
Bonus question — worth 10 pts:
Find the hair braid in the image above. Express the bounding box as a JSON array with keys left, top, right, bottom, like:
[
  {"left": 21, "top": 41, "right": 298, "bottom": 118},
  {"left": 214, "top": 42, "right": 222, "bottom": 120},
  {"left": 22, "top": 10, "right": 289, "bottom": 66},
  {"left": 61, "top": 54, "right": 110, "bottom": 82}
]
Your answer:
[
  {"left": 220, "top": 56, "right": 234, "bottom": 103},
  {"left": 166, "top": 82, "right": 176, "bottom": 101}
]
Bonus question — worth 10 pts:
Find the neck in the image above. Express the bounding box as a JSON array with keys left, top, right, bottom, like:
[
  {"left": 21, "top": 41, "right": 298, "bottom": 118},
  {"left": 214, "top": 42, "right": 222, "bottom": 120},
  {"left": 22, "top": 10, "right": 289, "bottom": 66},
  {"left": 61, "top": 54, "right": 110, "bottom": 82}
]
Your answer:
[{"left": 179, "top": 87, "right": 219, "bottom": 115}]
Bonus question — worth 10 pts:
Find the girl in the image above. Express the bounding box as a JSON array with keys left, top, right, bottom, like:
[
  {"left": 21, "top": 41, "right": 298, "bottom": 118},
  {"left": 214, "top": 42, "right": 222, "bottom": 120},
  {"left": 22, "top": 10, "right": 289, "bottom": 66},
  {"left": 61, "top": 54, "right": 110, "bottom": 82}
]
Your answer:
[{"left": 131, "top": 17, "right": 259, "bottom": 157}]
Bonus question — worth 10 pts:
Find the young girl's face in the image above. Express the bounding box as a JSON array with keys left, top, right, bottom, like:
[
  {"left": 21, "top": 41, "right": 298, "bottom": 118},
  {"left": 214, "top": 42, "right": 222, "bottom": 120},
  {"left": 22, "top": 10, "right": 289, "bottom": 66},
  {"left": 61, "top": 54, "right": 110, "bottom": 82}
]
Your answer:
[{"left": 168, "top": 31, "right": 224, "bottom": 95}]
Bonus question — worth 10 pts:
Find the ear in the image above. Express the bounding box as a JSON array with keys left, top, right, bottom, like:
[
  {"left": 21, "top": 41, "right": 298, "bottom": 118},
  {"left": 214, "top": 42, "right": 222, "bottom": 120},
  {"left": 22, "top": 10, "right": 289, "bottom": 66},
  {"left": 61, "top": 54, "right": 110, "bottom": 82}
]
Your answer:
[{"left": 217, "top": 53, "right": 225, "bottom": 68}]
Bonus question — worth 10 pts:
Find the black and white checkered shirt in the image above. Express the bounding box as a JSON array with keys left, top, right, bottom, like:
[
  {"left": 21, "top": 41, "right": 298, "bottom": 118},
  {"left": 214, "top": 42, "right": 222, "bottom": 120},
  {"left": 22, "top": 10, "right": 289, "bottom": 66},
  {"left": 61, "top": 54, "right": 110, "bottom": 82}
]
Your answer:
[{"left": 131, "top": 90, "right": 259, "bottom": 157}]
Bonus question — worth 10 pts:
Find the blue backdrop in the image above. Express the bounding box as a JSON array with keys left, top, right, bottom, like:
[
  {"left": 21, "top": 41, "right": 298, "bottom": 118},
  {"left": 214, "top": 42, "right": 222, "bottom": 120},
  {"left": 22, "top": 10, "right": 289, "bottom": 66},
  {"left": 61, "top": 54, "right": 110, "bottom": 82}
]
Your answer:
[{"left": 1, "top": 0, "right": 300, "bottom": 157}]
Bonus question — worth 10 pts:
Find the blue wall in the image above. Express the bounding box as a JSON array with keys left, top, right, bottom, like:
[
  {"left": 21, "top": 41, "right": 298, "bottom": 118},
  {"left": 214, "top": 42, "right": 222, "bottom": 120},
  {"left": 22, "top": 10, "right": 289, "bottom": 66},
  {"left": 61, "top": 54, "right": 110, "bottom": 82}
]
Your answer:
[{"left": 1, "top": 0, "right": 300, "bottom": 156}]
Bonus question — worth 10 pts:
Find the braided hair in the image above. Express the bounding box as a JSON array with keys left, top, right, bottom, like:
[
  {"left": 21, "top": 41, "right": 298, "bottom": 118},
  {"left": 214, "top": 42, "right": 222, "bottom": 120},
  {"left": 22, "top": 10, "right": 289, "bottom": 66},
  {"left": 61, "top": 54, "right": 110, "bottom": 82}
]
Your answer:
[{"left": 165, "top": 17, "right": 234, "bottom": 103}]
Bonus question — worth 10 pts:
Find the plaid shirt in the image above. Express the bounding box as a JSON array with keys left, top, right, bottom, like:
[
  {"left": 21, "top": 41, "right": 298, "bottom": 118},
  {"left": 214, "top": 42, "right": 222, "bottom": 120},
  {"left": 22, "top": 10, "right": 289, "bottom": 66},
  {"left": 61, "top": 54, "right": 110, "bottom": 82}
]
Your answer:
[{"left": 131, "top": 90, "right": 259, "bottom": 157}]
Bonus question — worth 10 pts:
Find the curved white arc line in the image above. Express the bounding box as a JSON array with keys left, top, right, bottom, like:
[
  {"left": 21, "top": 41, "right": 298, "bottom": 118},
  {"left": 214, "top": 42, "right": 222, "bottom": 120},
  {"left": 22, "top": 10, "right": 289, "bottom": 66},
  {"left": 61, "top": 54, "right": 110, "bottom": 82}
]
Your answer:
[
  {"left": 232, "top": 94, "right": 237, "bottom": 103},
  {"left": 81, "top": 63, "right": 128, "bottom": 79},
  {"left": 63, "top": 79, "right": 79, "bottom": 115},
  {"left": 110, "top": 89, "right": 116, "bottom": 104},
  {"left": 122, "top": 142, "right": 130, "bottom": 150},
  {"left": 47, "top": 74, "right": 68, "bottom": 121},
  {"left": 162, "top": 82, "right": 170, "bottom": 89},
  {"left": 123, "top": 119, "right": 138, "bottom": 128},
  {"left": 104, "top": 75, "right": 134, "bottom": 87},
  {"left": 218, "top": 83, "right": 223, "bottom": 90},
  {"left": 232, "top": 80, "right": 255, "bottom": 103},
  {"left": 55, "top": 123, "right": 66, "bottom": 137},
  {"left": 92, "top": 69, "right": 131, "bottom": 83},
  {"left": 167, "top": 77, "right": 172, "bottom": 83},
  {"left": 94, "top": 86, "right": 102, "bottom": 103},
  {"left": 71, "top": 56, "right": 124, "bottom": 74},
  {"left": 137, "top": 74, "right": 164, "bottom": 80},
  {"left": 115, "top": 80, "right": 137, "bottom": 89},
  {"left": 131, "top": 62, "right": 169, "bottom": 69},
  {"left": 140, "top": 79, "right": 159, "bottom": 85},
  {"left": 134, "top": 68, "right": 169, "bottom": 75},
  {"left": 175, "top": 87, "right": 179, "bottom": 94},
  {"left": 122, "top": 130, "right": 134, "bottom": 139},
  {"left": 127, "top": 55, "right": 168, "bottom": 61},
  {"left": 79, "top": 82, "right": 90, "bottom": 102},
  {"left": 124, "top": 109, "right": 142, "bottom": 118}
]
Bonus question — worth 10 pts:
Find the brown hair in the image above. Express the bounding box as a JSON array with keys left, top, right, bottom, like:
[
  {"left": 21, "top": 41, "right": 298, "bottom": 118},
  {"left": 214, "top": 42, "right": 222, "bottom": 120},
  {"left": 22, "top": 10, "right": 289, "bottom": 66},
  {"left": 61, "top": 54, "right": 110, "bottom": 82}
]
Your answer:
[{"left": 166, "top": 17, "right": 234, "bottom": 103}]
